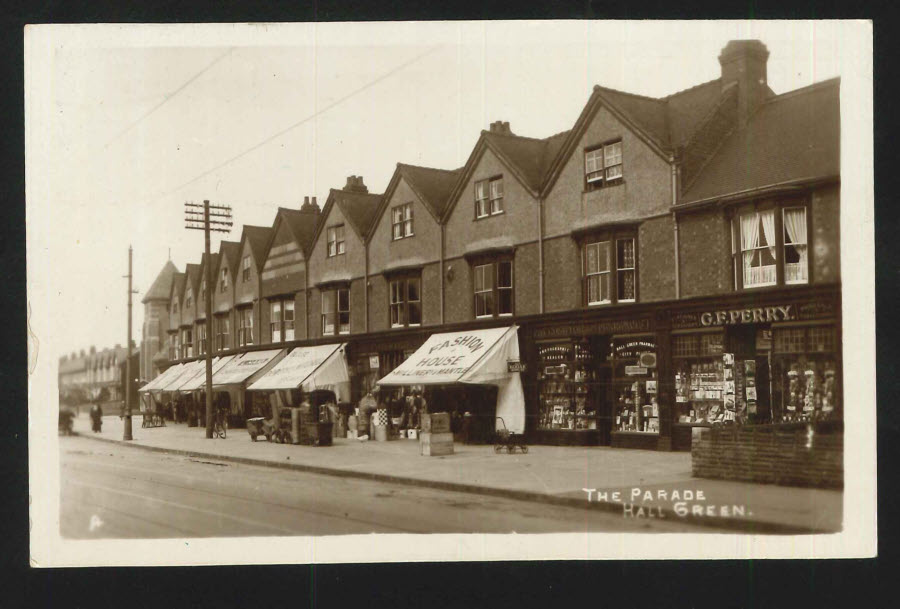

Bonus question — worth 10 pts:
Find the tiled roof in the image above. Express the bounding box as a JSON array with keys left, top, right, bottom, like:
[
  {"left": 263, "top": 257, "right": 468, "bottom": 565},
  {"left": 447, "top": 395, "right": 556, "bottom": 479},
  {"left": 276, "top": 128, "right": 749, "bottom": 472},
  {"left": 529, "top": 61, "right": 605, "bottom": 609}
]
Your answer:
[
  {"left": 218, "top": 241, "right": 241, "bottom": 278},
  {"left": 278, "top": 207, "right": 320, "bottom": 254},
  {"left": 681, "top": 78, "right": 840, "bottom": 204},
  {"left": 398, "top": 164, "right": 463, "bottom": 219},
  {"left": 242, "top": 225, "right": 274, "bottom": 270},
  {"left": 141, "top": 260, "right": 179, "bottom": 303},
  {"left": 332, "top": 189, "right": 383, "bottom": 239},
  {"left": 483, "top": 130, "right": 570, "bottom": 193}
]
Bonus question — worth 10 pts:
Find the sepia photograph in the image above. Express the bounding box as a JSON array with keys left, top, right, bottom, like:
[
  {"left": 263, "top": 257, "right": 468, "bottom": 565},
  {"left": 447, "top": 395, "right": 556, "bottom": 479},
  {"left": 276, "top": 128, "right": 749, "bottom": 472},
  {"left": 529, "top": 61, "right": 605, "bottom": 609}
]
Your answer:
[{"left": 26, "top": 20, "right": 875, "bottom": 566}]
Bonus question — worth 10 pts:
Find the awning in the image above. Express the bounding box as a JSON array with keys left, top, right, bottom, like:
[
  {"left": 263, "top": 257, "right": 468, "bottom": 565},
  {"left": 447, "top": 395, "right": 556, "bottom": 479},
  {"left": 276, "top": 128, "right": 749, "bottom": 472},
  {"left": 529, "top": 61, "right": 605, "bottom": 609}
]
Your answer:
[
  {"left": 177, "top": 355, "right": 236, "bottom": 392},
  {"left": 138, "top": 363, "right": 185, "bottom": 393},
  {"left": 247, "top": 343, "right": 349, "bottom": 400},
  {"left": 377, "top": 325, "right": 525, "bottom": 433},
  {"left": 212, "top": 349, "right": 286, "bottom": 388},
  {"left": 158, "top": 360, "right": 206, "bottom": 392}
]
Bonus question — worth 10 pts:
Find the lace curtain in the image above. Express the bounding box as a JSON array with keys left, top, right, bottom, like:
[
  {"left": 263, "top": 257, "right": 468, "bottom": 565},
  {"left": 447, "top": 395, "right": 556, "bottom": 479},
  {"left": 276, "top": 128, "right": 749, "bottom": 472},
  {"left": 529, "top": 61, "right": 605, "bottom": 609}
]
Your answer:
[{"left": 783, "top": 207, "right": 809, "bottom": 270}]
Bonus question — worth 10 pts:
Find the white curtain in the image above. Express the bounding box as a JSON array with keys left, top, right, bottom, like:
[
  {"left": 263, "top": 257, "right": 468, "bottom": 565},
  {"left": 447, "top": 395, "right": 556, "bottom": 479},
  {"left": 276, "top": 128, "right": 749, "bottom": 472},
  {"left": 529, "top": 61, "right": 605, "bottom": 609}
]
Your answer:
[
  {"left": 783, "top": 208, "right": 808, "bottom": 270},
  {"left": 760, "top": 209, "right": 777, "bottom": 261},
  {"left": 740, "top": 213, "right": 760, "bottom": 274}
]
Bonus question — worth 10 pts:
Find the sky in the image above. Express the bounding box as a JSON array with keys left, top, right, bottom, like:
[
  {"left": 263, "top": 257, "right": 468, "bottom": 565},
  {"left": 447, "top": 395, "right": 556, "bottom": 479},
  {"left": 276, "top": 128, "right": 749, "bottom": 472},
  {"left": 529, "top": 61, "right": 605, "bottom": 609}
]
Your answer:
[{"left": 26, "top": 20, "right": 849, "bottom": 361}]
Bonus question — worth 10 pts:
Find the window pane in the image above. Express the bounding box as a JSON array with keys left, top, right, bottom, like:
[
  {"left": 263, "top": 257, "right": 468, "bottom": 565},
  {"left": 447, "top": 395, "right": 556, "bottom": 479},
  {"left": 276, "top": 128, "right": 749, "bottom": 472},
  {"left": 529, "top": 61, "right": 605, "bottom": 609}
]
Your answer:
[
  {"left": 476, "top": 198, "right": 489, "bottom": 217},
  {"left": 339, "top": 311, "right": 350, "bottom": 334},
  {"left": 338, "top": 289, "right": 350, "bottom": 312},
  {"left": 618, "top": 269, "right": 635, "bottom": 301},
  {"left": 475, "top": 181, "right": 487, "bottom": 200},
  {"left": 322, "top": 291, "right": 334, "bottom": 314},
  {"left": 605, "top": 141, "right": 622, "bottom": 166},
  {"left": 598, "top": 242, "right": 610, "bottom": 273},
  {"left": 404, "top": 204, "right": 412, "bottom": 221},
  {"left": 491, "top": 197, "right": 503, "bottom": 214},
  {"left": 404, "top": 219, "right": 413, "bottom": 236},
  {"left": 585, "top": 243, "right": 599, "bottom": 274},
  {"left": 393, "top": 224, "right": 402, "bottom": 239},
  {"left": 392, "top": 207, "right": 403, "bottom": 223},
  {"left": 498, "top": 288, "right": 513, "bottom": 315},
  {"left": 407, "top": 277, "right": 420, "bottom": 302},
  {"left": 498, "top": 261, "right": 512, "bottom": 288},
  {"left": 284, "top": 301, "right": 294, "bottom": 320},
  {"left": 617, "top": 239, "right": 635, "bottom": 269},
  {"left": 337, "top": 241, "right": 345, "bottom": 255},
  {"left": 409, "top": 302, "right": 421, "bottom": 325}
]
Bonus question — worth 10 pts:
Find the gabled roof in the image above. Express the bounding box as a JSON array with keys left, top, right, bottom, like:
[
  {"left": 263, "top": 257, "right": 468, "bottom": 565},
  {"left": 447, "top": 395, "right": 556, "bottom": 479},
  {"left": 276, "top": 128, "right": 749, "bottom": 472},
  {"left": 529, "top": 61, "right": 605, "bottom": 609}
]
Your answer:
[
  {"left": 442, "top": 128, "right": 570, "bottom": 221},
  {"left": 142, "top": 260, "right": 179, "bottom": 304},
  {"left": 240, "top": 225, "right": 274, "bottom": 271},
  {"left": 170, "top": 272, "right": 185, "bottom": 303},
  {"left": 681, "top": 78, "right": 840, "bottom": 205},
  {"left": 199, "top": 252, "right": 220, "bottom": 286},
  {"left": 272, "top": 206, "right": 320, "bottom": 257},
  {"left": 184, "top": 264, "right": 201, "bottom": 295},
  {"left": 371, "top": 163, "right": 462, "bottom": 237},
  {"left": 312, "top": 188, "right": 383, "bottom": 248},
  {"left": 217, "top": 240, "right": 241, "bottom": 280}
]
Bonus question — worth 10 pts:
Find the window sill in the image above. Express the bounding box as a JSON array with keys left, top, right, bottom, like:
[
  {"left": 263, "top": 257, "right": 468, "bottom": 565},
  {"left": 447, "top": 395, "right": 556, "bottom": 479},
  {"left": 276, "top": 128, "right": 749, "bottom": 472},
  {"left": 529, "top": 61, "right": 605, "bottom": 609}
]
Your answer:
[
  {"left": 474, "top": 211, "right": 505, "bottom": 221},
  {"left": 583, "top": 179, "right": 625, "bottom": 194}
]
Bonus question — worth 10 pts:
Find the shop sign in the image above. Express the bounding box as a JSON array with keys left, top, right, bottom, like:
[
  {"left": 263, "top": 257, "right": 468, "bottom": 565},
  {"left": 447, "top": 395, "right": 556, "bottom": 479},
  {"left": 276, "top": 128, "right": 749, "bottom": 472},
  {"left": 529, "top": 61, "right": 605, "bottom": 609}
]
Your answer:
[
  {"left": 625, "top": 366, "right": 648, "bottom": 376},
  {"left": 700, "top": 305, "right": 794, "bottom": 327},
  {"left": 368, "top": 355, "right": 380, "bottom": 370},
  {"left": 613, "top": 339, "right": 656, "bottom": 359},
  {"left": 797, "top": 301, "right": 836, "bottom": 320},
  {"left": 533, "top": 317, "right": 650, "bottom": 340},
  {"left": 507, "top": 360, "right": 526, "bottom": 373}
]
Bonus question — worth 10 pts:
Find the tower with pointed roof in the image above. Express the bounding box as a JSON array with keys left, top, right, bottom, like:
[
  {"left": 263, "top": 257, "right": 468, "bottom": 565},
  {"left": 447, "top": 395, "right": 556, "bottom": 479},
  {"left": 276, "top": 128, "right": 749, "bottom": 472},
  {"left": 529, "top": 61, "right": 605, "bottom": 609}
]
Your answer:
[{"left": 140, "top": 259, "right": 179, "bottom": 382}]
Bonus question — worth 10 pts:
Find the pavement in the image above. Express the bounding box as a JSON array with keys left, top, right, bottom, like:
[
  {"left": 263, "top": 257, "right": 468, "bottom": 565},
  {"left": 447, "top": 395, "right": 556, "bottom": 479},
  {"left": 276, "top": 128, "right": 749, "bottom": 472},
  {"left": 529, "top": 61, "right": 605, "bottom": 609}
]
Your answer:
[{"left": 68, "top": 413, "right": 843, "bottom": 534}]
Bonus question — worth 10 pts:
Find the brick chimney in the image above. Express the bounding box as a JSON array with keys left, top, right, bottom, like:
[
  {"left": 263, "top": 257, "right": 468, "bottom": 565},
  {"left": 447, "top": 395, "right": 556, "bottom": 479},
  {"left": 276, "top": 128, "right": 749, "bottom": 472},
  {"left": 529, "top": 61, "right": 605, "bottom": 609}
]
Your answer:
[
  {"left": 300, "top": 195, "right": 321, "bottom": 214},
  {"left": 489, "top": 120, "right": 511, "bottom": 135},
  {"left": 344, "top": 175, "right": 369, "bottom": 194},
  {"left": 719, "top": 40, "right": 770, "bottom": 128}
]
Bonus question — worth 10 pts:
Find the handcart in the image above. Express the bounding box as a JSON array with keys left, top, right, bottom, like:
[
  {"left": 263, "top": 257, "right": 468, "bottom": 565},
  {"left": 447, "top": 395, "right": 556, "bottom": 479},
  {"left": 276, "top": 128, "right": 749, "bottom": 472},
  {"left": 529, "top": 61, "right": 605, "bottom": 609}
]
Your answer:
[{"left": 494, "top": 417, "right": 528, "bottom": 454}]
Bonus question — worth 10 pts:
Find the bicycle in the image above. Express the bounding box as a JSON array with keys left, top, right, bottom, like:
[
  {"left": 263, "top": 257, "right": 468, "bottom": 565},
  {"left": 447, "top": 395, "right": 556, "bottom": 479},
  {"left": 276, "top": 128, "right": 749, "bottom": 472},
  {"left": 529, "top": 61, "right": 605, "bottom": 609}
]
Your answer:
[{"left": 213, "top": 410, "right": 228, "bottom": 439}]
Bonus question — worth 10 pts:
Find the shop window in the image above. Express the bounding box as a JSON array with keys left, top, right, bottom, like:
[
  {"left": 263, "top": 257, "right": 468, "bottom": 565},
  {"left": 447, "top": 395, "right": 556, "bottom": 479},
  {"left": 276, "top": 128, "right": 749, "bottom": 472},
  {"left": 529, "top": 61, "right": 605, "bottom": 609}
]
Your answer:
[
  {"left": 537, "top": 340, "right": 602, "bottom": 431},
  {"left": 611, "top": 337, "right": 659, "bottom": 434},
  {"left": 583, "top": 234, "right": 637, "bottom": 305},
  {"left": 584, "top": 140, "right": 623, "bottom": 190},
  {"left": 389, "top": 276, "right": 422, "bottom": 328},
  {"left": 238, "top": 307, "right": 253, "bottom": 346},
  {"left": 772, "top": 326, "right": 839, "bottom": 422},
  {"left": 475, "top": 176, "right": 504, "bottom": 218},
  {"left": 473, "top": 259, "right": 513, "bottom": 318},
  {"left": 242, "top": 255, "right": 251, "bottom": 282},
  {"left": 269, "top": 297, "right": 295, "bottom": 342},
  {"left": 327, "top": 224, "right": 345, "bottom": 257},
  {"left": 732, "top": 203, "right": 809, "bottom": 290},
  {"left": 391, "top": 203, "right": 414, "bottom": 240},
  {"left": 673, "top": 332, "right": 726, "bottom": 425},
  {"left": 322, "top": 288, "right": 350, "bottom": 335},
  {"left": 215, "top": 315, "right": 229, "bottom": 351}
]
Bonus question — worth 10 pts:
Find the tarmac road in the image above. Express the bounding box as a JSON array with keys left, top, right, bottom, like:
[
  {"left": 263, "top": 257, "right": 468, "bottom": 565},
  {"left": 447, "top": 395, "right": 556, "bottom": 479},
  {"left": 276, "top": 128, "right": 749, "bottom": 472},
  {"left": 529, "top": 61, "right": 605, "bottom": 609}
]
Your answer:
[{"left": 60, "top": 435, "right": 711, "bottom": 538}]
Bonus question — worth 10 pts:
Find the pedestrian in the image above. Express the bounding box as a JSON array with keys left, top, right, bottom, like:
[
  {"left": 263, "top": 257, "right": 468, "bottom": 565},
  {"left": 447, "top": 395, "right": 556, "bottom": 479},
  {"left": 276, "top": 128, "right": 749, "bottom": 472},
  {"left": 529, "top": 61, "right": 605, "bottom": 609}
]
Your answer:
[{"left": 90, "top": 401, "right": 103, "bottom": 433}]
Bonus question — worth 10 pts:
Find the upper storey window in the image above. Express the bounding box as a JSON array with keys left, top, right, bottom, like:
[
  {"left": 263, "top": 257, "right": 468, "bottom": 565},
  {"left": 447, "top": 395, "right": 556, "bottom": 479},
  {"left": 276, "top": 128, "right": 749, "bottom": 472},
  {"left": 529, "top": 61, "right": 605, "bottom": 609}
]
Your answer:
[
  {"left": 475, "top": 176, "right": 504, "bottom": 218},
  {"left": 392, "top": 203, "right": 414, "bottom": 240},
  {"left": 242, "top": 255, "right": 251, "bottom": 282},
  {"left": 585, "top": 140, "right": 623, "bottom": 190},
  {"left": 732, "top": 204, "right": 808, "bottom": 290},
  {"left": 327, "top": 224, "right": 346, "bottom": 257}
]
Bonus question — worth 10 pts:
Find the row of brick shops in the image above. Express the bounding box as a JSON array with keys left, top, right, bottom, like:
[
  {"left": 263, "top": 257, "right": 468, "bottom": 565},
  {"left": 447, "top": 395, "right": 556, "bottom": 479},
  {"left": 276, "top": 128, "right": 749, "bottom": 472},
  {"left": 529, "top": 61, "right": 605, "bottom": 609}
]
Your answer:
[{"left": 170, "top": 281, "right": 837, "bottom": 451}]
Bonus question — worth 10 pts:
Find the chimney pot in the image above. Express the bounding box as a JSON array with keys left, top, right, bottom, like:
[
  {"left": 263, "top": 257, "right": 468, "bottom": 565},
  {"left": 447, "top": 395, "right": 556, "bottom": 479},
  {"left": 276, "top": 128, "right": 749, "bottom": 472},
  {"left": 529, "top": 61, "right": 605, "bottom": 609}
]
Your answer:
[
  {"left": 303, "top": 196, "right": 310, "bottom": 205},
  {"left": 719, "top": 40, "right": 770, "bottom": 128},
  {"left": 489, "top": 121, "right": 511, "bottom": 135}
]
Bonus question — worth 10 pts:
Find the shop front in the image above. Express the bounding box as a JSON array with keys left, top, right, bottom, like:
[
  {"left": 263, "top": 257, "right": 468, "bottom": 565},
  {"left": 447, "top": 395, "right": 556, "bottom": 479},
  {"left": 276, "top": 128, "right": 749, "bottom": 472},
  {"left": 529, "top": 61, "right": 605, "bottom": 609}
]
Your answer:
[
  {"left": 138, "top": 362, "right": 186, "bottom": 414},
  {"left": 210, "top": 349, "right": 288, "bottom": 426},
  {"left": 377, "top": 325, "right": 525, "bottom": 442},
  {"left": 666, "top": 286, "right": 841, "bottom": 451},
  {"left": 177, "top": 355, "right": 236, "bottom": 425},
  {"left": 522, "top": 314, "right": 661, "bottom": 448}
]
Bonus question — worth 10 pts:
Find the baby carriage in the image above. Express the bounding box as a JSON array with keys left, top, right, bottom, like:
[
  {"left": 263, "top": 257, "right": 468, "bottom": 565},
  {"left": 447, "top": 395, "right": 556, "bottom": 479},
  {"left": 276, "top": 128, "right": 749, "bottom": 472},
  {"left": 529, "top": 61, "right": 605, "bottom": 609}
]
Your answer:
[{"left": 493, "top": 417, "right": 528, "bottom": 454}]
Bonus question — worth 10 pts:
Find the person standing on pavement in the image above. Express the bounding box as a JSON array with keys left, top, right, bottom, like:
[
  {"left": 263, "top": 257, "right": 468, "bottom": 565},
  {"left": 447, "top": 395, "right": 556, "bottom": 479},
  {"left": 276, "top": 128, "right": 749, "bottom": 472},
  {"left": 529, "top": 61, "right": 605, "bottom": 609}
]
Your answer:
[{"left": 90, "top": 400, "right": 103, "bottom": 433}]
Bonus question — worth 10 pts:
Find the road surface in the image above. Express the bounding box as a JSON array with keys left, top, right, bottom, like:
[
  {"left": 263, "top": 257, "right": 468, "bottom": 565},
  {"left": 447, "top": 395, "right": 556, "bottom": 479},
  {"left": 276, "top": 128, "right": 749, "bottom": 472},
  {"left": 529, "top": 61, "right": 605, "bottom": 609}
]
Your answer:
[{"left": 60, "top": 435, "right": 710, "bottom": 538}]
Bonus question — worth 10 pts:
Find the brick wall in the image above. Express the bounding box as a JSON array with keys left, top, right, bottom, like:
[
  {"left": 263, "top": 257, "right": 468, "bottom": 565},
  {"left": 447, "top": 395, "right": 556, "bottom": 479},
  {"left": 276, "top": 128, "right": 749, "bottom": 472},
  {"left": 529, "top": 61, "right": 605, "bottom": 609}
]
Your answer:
[
  {"left": 811, "top": 184, "right": 840, "bottom": 284},
  {"left": 678, "top": 211, "right": 732, "bottom": 298},
  {"left": 443, "top": 258, "right": 473, "bottom": 324},
  {"left": 691, "top": 425, "right": 843, "bottom": 488},
  {"left": 638, "top": 214, "right": 676, "bottom": 302},
  {"left": 543, "top": 236, "right": 580, "bottom": 312}
]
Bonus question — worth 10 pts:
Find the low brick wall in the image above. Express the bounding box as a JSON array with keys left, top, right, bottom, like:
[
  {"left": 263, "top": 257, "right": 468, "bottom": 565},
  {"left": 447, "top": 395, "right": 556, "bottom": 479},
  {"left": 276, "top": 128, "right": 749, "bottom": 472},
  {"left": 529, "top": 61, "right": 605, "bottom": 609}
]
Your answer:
[{"left": 692, "top": 422, "right": 843, "bottom": 489}]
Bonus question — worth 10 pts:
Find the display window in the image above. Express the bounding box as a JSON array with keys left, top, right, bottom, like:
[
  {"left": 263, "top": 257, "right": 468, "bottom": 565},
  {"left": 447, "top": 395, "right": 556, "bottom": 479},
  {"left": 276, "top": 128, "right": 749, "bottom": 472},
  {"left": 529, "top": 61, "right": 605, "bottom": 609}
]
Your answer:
[
  {"left": 771, "top": 325, "right": 839, "bottom": 422},
  {"left": 611, "top": 337, "right": 658, "bottom": 434},
  {"left": 536, "top": 339, "right": 607, "bottom": 431},
  {"left": 673, "top": 332, "right": 725, "bottom": 425}
]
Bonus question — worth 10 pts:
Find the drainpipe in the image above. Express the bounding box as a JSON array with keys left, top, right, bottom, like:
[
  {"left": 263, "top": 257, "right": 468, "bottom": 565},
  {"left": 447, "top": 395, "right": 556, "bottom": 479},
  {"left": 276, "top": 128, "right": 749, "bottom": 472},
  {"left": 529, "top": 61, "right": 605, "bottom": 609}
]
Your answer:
[
  {"left": 671, "top": 160, "right": 681, "bottom": 300},
  {"left": 304, "top": 257, "right": 309, "bottom": 339},
  {"left": 440, "top": 222, "right": 445, "bottom": 324},
  {"left": 537, "top": 194, "right": 545, "bottom": 314},
  {"left": 364, "top": 237, "right": 370, "bottom": 333}
]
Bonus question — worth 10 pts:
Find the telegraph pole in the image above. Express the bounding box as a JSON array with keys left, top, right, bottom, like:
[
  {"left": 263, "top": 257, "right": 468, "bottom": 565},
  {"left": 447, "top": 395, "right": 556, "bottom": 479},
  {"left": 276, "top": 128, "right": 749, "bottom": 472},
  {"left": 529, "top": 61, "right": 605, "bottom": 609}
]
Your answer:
[
  {"left": 185, "top": 200, "right": 233, "bottom": 438},
  {"left": 123, "top": 245, "right": 137, "bottom": 441}
]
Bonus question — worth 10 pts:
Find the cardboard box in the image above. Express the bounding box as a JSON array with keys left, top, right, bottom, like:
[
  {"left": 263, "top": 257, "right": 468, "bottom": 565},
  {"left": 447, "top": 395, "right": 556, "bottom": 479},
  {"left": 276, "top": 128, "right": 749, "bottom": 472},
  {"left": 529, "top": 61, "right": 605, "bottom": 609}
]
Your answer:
[
  {"left": 419, "top": 431, "right": 453, "bottom": 456},
  {"left": 347, "top": 429, "right": 358, "bottom": 439},
  {"left": 407, "top": 429, "right": 418, "bottom": 440},
  {"left": 421, "top": 412, "right": 450, "bottom": 434}
]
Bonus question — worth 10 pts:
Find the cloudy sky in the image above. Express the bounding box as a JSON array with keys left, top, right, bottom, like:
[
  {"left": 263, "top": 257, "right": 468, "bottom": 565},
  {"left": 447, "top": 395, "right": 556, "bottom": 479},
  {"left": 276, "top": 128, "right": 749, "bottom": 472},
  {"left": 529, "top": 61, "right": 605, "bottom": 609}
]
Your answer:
[{"left": 27, "top": 20, "right": 850, "bottom": 362}]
